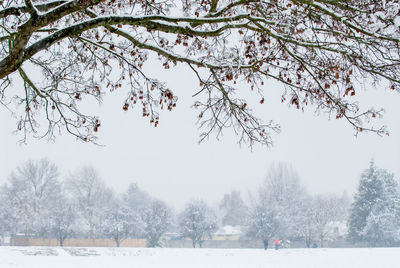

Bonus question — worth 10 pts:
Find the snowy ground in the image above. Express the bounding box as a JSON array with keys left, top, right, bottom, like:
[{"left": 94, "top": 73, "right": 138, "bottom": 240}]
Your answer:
[{"left": 0, "top": 246, "right": 399, "bottom": 268}]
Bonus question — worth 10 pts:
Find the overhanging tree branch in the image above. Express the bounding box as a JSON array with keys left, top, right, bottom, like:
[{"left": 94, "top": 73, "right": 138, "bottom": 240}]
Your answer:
[{"left": 0, "top": 0, "right": 399, "bottom": 145}]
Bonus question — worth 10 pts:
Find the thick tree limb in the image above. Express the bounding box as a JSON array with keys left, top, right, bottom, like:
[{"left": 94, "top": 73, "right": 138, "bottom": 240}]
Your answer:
[{"left": 0, "top": 0, "right": 398, "bottom": 145}]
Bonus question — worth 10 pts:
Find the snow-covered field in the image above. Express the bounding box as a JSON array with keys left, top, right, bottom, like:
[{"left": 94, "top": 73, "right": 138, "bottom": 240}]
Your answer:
[{"left": 0, "top": 247, "right": 399, "bottom": 268}]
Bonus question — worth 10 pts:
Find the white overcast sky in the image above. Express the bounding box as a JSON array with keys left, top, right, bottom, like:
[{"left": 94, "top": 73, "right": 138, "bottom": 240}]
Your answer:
[{"left": 1, "top": 60, "right": 400, "bottom": 210}]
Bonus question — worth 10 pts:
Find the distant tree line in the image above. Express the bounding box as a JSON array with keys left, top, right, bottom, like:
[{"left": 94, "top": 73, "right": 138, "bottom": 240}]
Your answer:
[
  {"left": 0, "top": 160, "right": 172, "bottom": 247},
  {"left": 0, "top": 159, "right": 399, "bottom": 248},
  {"left": 245, "top": 163, "right": 351, "bottom": 249}
]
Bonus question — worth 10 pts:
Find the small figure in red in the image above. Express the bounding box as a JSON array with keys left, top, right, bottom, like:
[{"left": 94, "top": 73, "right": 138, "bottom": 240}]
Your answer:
[{"left": 274, "top": 239, "right": 280, "bottom": 250}]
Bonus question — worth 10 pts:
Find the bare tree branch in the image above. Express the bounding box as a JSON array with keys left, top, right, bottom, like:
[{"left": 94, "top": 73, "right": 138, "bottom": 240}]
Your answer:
[{"left": 0, "top": 0, "right": 399, "bottom": 146}]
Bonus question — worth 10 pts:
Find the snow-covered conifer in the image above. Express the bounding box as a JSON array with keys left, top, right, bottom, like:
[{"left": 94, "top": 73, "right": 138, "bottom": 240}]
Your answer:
[{"left": 348, "top": 161, "right": 400, "bottom": 246}]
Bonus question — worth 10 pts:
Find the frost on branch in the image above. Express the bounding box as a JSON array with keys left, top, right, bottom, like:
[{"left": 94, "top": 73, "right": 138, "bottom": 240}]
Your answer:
[{"left": 0, "top": 0, "right": 399, "bottom": 145}]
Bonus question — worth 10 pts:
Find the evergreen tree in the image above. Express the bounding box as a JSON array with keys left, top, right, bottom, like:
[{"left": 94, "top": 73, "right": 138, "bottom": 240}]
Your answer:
[
  {"left": 348, "top": 161, "right": 400, "bottom": 246},
  {"left": 361, "top": 173, "right": 400, "bottom": 246}
]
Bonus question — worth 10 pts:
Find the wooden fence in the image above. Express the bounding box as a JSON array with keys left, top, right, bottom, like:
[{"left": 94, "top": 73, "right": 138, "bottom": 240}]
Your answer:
[{"left": 10, "top": 237, "right": 146, "bottom": 247}]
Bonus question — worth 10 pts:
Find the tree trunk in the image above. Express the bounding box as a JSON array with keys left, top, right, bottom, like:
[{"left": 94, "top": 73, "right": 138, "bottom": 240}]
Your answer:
[{"left": 58, "top": 232, "right": 64, "bottom": 247}]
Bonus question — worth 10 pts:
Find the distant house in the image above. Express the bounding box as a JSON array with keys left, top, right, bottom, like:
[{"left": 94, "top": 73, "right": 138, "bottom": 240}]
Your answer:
[
  {"left": 0, "top": 236, "right": 10, "bottom": 246},
  {"left": 212, "top": 226, "right": 243, "bottom": 241},
  {"left": 328, "top": 221, "right": 348, "bottom": 239},
  {"left": 163, "top": 233, "right": 185, "bottom": 241}
]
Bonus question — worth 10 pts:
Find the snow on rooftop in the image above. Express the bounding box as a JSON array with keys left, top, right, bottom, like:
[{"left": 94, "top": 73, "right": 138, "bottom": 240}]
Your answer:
[{"left": 214, "top": 225, "right": 243, "bottom": 235}]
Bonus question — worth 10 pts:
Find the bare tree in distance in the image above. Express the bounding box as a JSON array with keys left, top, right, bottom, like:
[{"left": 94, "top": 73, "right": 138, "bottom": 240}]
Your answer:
[
  {"left": 2, "top": 158, "right": 61, "bottom": 236},
  {"left": 260, "top": 163, "right": 307, "bottom": 236},
  {"left": 122, "top": 183, "right": 152, "bottom": 213},
  {"left": 48, "top": 195, "right": 77, "bottom": 247},
  {"left": 219, "top": 190, "right": 248, "bottom": 226},
  {"left": 66, "top": 166, "right": 113, "bottom": 239},
  {"left": 0, "top": 185, "right": 20, "bottom": 237},
  {"left": 309, "top": 194, "right": 349, "bottom": 247},
  {"left": 1, "top": 1, "right": 399, "bottom": 146},
  {"left": 179, "top": 199, "right": 218, "bottom": 248},
  {"left": 294, "top": 195, "right": 315, "bottom": 248},
  {"left": 142, "top": 199, "right": 172, "bottom": 247},
  {"left": 100, "top": 195, "right": 142, "bottom": 247},
  {"left": 246, "top": 162, "right": 308, "bottom": 247},
  {"left": 246, "top": 202, "right": 280, "bottom": 250}
]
